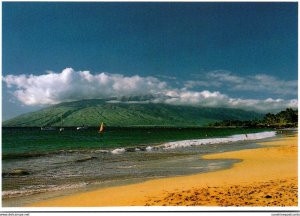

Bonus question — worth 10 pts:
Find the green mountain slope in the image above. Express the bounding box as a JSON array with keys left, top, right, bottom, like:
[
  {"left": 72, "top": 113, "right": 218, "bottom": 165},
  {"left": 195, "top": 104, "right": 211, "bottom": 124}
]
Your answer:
[{"left": 3, "top": 99, "right": 264, "bottom": 127}]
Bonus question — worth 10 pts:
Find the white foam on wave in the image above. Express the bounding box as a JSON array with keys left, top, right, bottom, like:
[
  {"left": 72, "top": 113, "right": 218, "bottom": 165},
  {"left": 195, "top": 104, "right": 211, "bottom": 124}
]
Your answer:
[
  {"left": 111, "top": 148, "right": 126, "bottom": 154},
  {"left": 162, "top": 131, "right": 276, "bottom": 150},
  {"left": 146, "top": 146, "right": 153, "bottom": 151}
]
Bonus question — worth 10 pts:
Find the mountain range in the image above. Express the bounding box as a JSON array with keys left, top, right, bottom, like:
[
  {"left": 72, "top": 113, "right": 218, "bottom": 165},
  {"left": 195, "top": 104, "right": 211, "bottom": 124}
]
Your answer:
[{"left": 3, "top": 98, "right": 264, "bottom": 127}]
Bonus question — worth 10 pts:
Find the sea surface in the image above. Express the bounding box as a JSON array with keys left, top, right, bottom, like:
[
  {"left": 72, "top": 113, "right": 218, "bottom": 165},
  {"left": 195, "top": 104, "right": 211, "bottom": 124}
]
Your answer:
[{"left": 2, "top": 127, "right": 282, "bottom": 206}]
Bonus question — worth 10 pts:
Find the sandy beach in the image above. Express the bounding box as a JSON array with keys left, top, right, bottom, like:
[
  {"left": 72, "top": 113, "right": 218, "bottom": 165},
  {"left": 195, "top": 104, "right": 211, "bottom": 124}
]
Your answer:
[{"left": 30, "top": 133, "right": 298, "bottom": 207}]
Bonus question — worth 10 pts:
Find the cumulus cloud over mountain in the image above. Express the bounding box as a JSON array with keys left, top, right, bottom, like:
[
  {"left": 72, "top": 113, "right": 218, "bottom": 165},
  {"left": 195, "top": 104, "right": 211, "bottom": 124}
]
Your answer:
[
  {"left": 4, "top": 68, "right": 167, "bottom": 105},
  {"left": 3, "top": 68, "right": 298, "bottom": 112}
]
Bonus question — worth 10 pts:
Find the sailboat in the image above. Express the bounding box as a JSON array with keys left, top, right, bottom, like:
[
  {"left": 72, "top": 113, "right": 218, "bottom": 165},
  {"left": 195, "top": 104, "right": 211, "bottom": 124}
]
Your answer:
[
  {"left": 59, "top": 114, "right": 64, "bottom": 132},
  {"left": 99, "top": 122, "right": 105, "bottom": 133}
]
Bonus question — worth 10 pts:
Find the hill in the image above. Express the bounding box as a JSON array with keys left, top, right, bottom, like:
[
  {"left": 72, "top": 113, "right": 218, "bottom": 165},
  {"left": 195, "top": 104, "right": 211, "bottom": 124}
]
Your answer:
[{"left": 2, "top": 99, "right": 264, "bottom": 127}]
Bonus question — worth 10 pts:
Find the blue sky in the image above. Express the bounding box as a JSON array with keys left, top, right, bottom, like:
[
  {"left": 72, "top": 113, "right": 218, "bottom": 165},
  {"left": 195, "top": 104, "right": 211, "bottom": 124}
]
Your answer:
[{"left": 2, "top": 2, "right": 298, "bottom": 120}]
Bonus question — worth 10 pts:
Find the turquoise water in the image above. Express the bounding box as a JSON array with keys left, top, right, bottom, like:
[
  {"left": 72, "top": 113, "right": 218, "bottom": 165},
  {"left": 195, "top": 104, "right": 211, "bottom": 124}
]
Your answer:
[
  {"left": 3, "top": 127, "right": 270, "bottom": 158},
  {"left": 2, "top": 127, "right": 278, "bottom": 206}
]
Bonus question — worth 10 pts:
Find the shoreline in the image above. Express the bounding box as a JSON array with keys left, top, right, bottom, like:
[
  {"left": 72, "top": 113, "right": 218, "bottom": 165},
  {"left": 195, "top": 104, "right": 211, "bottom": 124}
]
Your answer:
[
  {"left": 2, "top": 129, "right": 276, "bottom": 207},
  {"left": 27, "top": 132, "right": 298, "bottom": 207}
]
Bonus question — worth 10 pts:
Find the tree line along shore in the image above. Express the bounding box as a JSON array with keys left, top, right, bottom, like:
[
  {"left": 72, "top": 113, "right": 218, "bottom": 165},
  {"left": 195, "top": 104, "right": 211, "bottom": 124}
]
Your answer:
[{"left": 210, "top": 108, "right": 298, "bottom": 128}]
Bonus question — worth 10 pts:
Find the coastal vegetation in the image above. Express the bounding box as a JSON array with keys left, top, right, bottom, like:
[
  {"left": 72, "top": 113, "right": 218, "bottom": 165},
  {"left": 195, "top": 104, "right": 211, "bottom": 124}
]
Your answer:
[{"left": 211, "top": 108, "right": 298, "bottom": 128}]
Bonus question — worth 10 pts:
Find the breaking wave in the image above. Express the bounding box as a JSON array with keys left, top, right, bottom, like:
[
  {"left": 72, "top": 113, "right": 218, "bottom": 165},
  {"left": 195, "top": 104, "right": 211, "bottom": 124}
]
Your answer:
[{"left": 162, "top": 131, "right": 276, "bottom": 149}]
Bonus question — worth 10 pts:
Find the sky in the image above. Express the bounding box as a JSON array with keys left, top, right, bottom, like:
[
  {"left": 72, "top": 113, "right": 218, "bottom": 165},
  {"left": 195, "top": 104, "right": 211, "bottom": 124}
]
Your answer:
[{"left": 2, "top": 2, "right": 298, "bottom": 120}]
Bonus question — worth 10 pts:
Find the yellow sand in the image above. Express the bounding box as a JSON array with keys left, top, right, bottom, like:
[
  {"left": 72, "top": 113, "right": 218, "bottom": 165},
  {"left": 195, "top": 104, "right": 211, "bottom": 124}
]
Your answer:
[{"left": 30, "top": 134, "right": 298, "bottom": 207}]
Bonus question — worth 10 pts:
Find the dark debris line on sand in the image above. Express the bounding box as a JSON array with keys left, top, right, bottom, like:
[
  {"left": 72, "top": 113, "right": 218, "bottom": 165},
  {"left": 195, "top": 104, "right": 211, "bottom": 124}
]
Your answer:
[{"left": 145, "top": 177, "right": 298, "bottom": 206}]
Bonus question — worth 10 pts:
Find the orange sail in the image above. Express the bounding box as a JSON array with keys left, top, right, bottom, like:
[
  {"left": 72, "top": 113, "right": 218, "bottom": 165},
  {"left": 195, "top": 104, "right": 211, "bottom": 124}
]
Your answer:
[{"left": 99, "top": 122, "right": 105, "bottom": 133}]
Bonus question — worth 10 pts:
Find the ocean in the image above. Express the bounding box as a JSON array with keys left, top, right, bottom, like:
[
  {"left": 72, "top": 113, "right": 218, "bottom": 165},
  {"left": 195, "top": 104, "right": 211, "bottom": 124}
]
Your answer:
[{"left": 2, "top": 127, "right": 281, "bottom": 206}]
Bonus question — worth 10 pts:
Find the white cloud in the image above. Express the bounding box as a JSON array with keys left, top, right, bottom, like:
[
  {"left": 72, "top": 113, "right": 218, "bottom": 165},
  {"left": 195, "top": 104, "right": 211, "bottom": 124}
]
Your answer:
[
  {"left": 162, "top": 89, "right": 228, "bottom": 107},
  {"left": 3, "top": 68, "right": 298, "bottom": 113},
  {"left": 207, "top": 70, "right": 244, "bottom": 84},
  {"left": 3, "top": 68, "right": 167, "bottom": 105},
  {"left": 155, "top": 75, "right": 177, "bottom": 80},
  {"left": 156, "top": 89, "right": 297, "bottom": 113},
  {"left": 226, "top": 98, "right": 298, "bottom": 112},
  {"left": 184, "top": 80, "right": 221, "bottom": 88},
  {"left": 234, "top": 74, "right": 298, "bottom": 96},
  {"left": 185, "top": 70, "right": 297, "bottom": 96}
]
